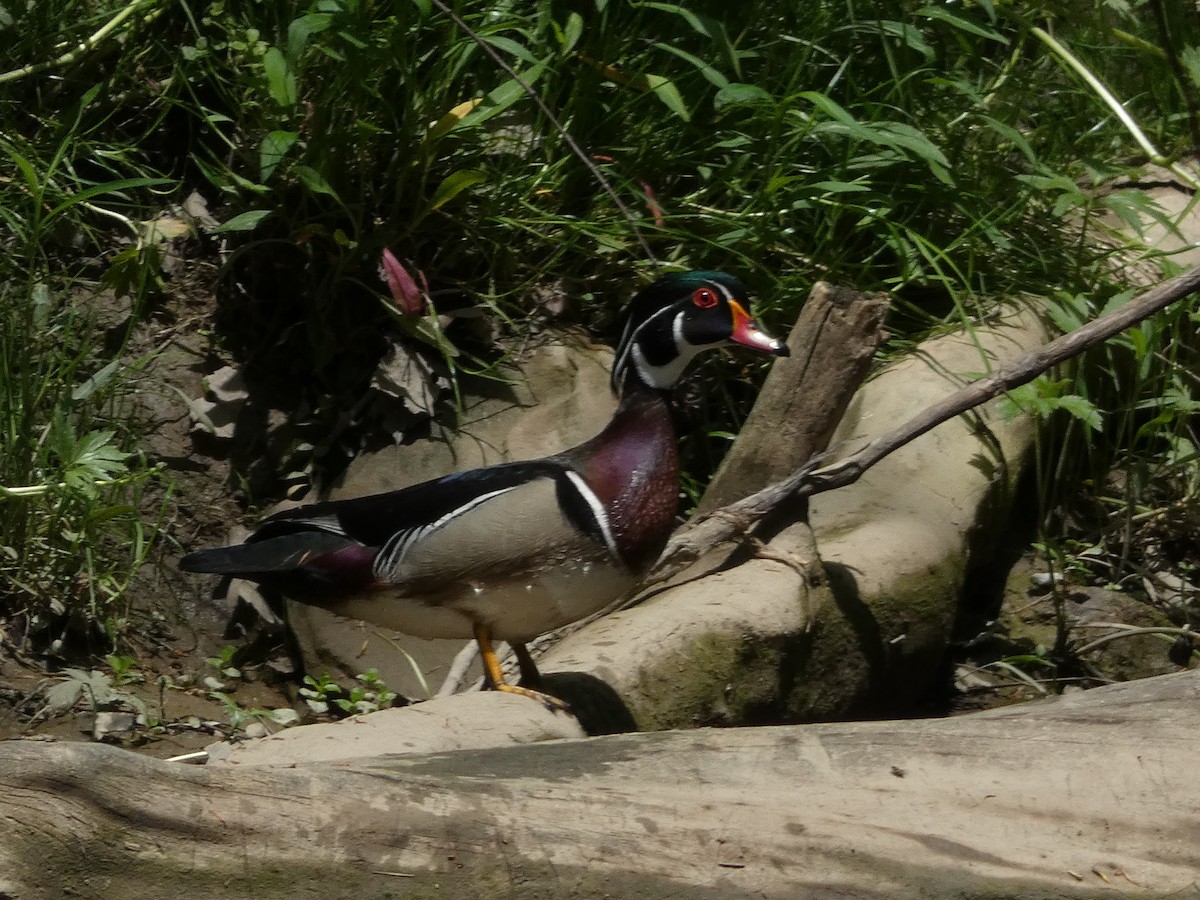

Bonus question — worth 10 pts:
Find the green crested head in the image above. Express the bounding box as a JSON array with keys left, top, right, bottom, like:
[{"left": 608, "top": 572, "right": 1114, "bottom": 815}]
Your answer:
[{"left": 610, "top": 270, "right": 788, "bottom": 395}]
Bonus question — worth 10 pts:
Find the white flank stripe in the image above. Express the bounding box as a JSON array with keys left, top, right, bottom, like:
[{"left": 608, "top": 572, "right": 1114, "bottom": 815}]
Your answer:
[
  {"left": 564, "top": 471, "right": 619, "bottom": 558},
  {"left": 428, "top": 486, "right": 517, "bottom": 531},
  {"left": 375, "top": 486, "right": 518, "bottom": 579}
]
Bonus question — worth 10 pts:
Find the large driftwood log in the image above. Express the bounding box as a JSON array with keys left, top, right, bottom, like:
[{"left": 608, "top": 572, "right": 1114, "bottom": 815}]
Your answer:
[{"left": 3, "top": 670, "right": 1198, "bottom": 899}]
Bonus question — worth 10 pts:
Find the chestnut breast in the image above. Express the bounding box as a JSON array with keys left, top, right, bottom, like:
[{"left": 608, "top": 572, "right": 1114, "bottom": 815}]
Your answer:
[{"left": 567, "top": 389, "right": 680, "bottom": 571}]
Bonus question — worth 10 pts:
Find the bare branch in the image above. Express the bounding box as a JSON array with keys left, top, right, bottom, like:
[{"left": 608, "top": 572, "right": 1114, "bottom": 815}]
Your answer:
[{"left": 652, "top": 265, "right": 1200, "bottom": 581}]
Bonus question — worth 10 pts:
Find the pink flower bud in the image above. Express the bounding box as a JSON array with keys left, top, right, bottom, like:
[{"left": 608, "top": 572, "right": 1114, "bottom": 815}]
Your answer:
[{"left": 380, "top": 247, "right": 425, "bottom": 316}]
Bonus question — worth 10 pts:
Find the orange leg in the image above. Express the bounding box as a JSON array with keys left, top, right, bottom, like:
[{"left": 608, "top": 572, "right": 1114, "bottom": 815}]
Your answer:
[{"left": 474, "top": 623, "right": 569, "bottom": 714}]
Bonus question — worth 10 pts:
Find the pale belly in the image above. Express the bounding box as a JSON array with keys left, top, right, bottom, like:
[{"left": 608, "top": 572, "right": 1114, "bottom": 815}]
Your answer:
[{"left": 315, "top": 559, "right": 638, "bottom": 642}]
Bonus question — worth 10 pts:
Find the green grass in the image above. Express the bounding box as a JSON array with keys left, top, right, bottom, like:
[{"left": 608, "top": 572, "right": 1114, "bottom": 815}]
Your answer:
[{"left": 1, "top": 0, "right": 1199, "bottom": 653}]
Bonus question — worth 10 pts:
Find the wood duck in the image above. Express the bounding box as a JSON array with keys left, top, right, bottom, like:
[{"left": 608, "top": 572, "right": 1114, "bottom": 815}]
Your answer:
[{"left": 180, "top": 271, "right": 788, "bottom": 710}]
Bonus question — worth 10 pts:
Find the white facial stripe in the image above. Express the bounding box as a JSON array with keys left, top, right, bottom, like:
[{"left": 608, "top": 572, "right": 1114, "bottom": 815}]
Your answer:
[
  {"left": 711, "top": 280, "right": 733, "bottom": 302},
  {"left": 613, "top": 303, "right": 680, "bottom": 389},
  {"left": 671, "top": 309, "right": 686, "bottom": 349},
  {"left": 564, "top": 471, "right": 619, "bottom": 558}
]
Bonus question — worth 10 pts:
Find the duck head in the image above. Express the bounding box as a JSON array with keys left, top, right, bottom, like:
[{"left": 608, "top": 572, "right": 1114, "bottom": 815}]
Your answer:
[{"left": 610, "top": 270, "right": 789, "bottom": 394}]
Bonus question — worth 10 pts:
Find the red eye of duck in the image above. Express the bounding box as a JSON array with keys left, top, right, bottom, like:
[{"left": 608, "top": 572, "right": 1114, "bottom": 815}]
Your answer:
[{"left": 692, "top": 287, "right": 719, "bottom": 309}]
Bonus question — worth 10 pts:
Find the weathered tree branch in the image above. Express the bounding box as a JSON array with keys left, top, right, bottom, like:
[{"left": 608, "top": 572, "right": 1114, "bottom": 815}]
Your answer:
[{"left": 651, "top": 264, "right": 1200, "bottom": 582}]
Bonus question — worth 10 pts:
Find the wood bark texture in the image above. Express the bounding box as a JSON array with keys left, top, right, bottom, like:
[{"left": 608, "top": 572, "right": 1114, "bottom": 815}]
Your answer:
[
  {"left": 698, "top": 281, "right": 888, "bottom": 511},
  {"left": 2, "top": 670, "right": 1198, "bottom": 899}
]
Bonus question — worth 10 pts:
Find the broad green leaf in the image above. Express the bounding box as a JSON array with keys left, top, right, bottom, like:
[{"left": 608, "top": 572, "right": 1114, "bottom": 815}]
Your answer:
[
  {"left": 457, "top": 59, "right": 549, "bottom": 130},
  {"left": 214, "top": 210, "right": 272, "bottom": 233},
  {"left": 1054, "top": 395, "right": 1103, "bottom": 431},
  {"left": 263, "top": 47, "right": 297, "bottom": 106},
  {"left": 484, "top": 58, "right": 547, "bottom": 108},
  {"left": 561, "top": 12, "right": 583, "bottom": 53},
  {"left": 798, "top": 91, "right": 858, "bottom": 126},
  {"left": 641, "top": 74, "right": 690, "bottom": 121},
  {"left": 429, "top": 169, "right": 487, "bottom": 211},
  {"left": 0, "top": 141, "right": 40, "bottom": 193},
  {"left": 809, "top": 180, "right": 872, "bottom": 193},
  {"left": 640, "top": 2, "right": 711, "bottom": 38},
  {"left": 1181, "top": 45, "right": 1200, "bottom": 90},
  {"left": 864, "top": 20, "right": 933, "bottom": 62},
  {"left": 654, "top": 43, "right": 729, "bottom": 89},
  {"left": 294, "top": 165, "right": 338, "bottom": 198},
  {"left": 286, "top": 13, "right": 332, "bottom": 63},
  {"left": 259, "top": 130, "right": 298, "bottom": 182},
  {"left": 981, "top": 116, "right": 1037, "bottom": 164},
  {"left": 714, "top": 82, "right": 771, "bottom": 110}
]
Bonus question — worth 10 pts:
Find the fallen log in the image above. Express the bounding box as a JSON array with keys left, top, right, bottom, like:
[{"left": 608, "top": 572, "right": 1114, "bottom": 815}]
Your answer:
[{"left": 2, "top": 669, "right": 1197, "bottom": 899}]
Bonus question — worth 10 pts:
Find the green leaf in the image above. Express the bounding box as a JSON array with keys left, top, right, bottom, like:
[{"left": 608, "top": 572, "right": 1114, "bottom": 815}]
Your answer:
[
  {"left": 561, "top": 12, "right": 583, "bottom": 53},
  {"left": 1054, "top": 395, "right": 1103, "bottom": 431},
  {"left": 654, "top": 43, "right": 729, "bottom": 89},
  {"left": 429, "top": 169, "right": 488, "bottom": 211},
  {"left": 809, "top": 180, "right": 872, "bottom": 193},
  {"left": 641, "top": 74, "right": 691, "bottom": 121},
  {"left": 259, "top": 130, "right": 298, "bottom": 182},
  {"left": 713, "top": 82, "right": 771, "bottom": 110},
  {"left": 1180, "top": 45, "right": 1200, "bottom": 90},
  {"left": 286, "top": 13, "right": 332, "bottom": 64},
  {"left": 294, "top": 165, "right": 338, "bottom": 198},
  {"left": 640, "top": 2, "right": 711, "bottom": 38},
  {"left": 458, "top": 59, "right": 550, "bottom": 130},
  {"left": 1, "top": 142, "right": 40, "bottom": 193},
  {"left": 44, "top": 178, "right": 173, "bottom": 228},
  {"left": 72, "top": 360, "right": 122, "bottom": 402},
  {"left": 214, "top": 210, "right": 272, "bottom": 233},
  {"left": 981, "top": 116, "right": 1037, "bottom": 165},
  {"left": 916, "top": 6, "right": 1008, "bottom": 43},
  {"left": 481, "top": 34, "right": 536, "bottom": 64},
  {"left": 866, "top": 21, "right": 933, "bottom": 63},
  {"left": 798, "top": 91, "right": 859, "bottom": 126},
  {"left": 263, "top": 47, "right": 298, "bottom": 106}
]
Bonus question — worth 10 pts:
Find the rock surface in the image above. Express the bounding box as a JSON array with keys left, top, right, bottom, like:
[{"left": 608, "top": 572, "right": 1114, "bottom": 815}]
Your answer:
[{"left": 207, "top": 693, "right": 585, "bottom": 766}]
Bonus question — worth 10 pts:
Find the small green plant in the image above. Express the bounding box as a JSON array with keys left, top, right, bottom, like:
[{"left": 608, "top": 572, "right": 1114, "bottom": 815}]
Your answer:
[
  {"left": 208, "top": 690, "right": 299, "bottom": 736},
  {"left": 299, "top": 669, "right": 397, "bottom": 716},
  {"left": 205, "top": 645, "right": 243, "bottom": 680},
  {"left": 338, "top": 668, "right": 399, "bottom": 716},
  {"left": 298, "top": 672, "right": 343, "bottom": 715},
  {"left": 105, "top": 653, "right": 143, "bottom": 687}
]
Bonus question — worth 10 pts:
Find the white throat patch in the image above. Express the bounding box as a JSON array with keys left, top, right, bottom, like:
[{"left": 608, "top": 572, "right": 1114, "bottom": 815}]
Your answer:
[{"left": 631, "top": 310, "right": 723, "bottom": 389}]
